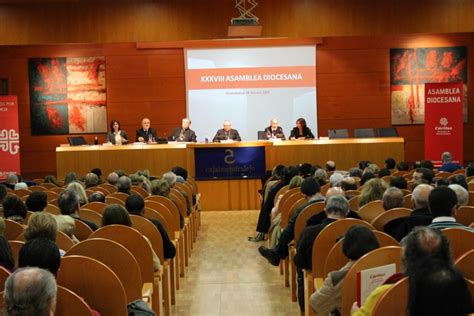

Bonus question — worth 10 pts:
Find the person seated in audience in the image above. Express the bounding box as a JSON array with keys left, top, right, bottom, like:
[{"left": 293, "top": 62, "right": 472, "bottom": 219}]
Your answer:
[
  {"left": 263, "top": 118, "right": 286, "bottom": 140},
  {"left": 24, "top": 212, "right": 57, "bottom": 243},
  {"left": 163, "top": 171, "right": 191, "bottom": 214},
  {"left": 428, "top": 186, "right": 473, "bottom": 231},
  {"left": 359, "top": 171, "right": 375, "bottom": 186},
  {"left": 389, "top": 176, "right": 407, "bottom": 190},
  {"left": 55, "top": 215, "right": 80, "bottom": 244},
  {"left": 341, "top": 177, "right": 357, "bottom": 192},
  {"left": 151, "top": 178, "right": 185, "bottom": 228},
  {"left": 106, "top": 172, "right": 119, "bottom": 186},
  {"left": 268, "top": 175, "right": 304, "bottom": 248},
  {"left": 250, "top": 166, "right": 299, "bottom": 242},
  {"left": 420, "top": 159, "right": 434, "bottom": 170},
  {"left": 26, "top": 191, "right": 48, "bottom": 212},
  {"left": 106, "top": 119, "right": 129, "bottom": 145},
  {"left": 136, "top": 117, "right": 158, "bottom": 143},
  {"left": 213, "top": 120, "right": 241, "bottom": 142},
  {"left": 325, "top": 161, "right": 336, "bottom": 174},
  {"left": 435, "top": 178, "right": 449, "bottom": 187},
  {"left": 359, "top": 160, "right": 371, "bottom": 171},
  {"left": 117, "top": 176, "right": 132, "bottom": 195},
  {"left": 258, "top": 176, "right": 325, "bottom": 265},
  {"left": 64, "top": 172, "right": 78, "bottom": 186},
  {"left": 0, "top": 217, "right": 14, "bottom": 271},
  {"left": 413, "top": 161, "right": 422, "bottom": 169},
  {"left": 136, "top": 169, "right": 151, "bottom": 180},
  {"left": 314, "top": 168, "right": 328, "bottom": 187},
  {"left": 58, "top": 189, "right": 98, "bottom": 231},
  {"left": 3, "top": 195, "right": 27, "bottom": 224},
  {"left": 4, "top": 267, "right": 57, "bottom": 316},
  {"left": 348, "top": 167, "right": 362, "bottom": 178},
  {"left": 83, "top": 172, "right": 99, "bottom": 189},
  {"left": 351, "top": 226, "right": 453, "bottom": 315},
  {"left": 102, "top": 204, "right": 160, "bottom": 271},
  {"left": 396, "top": 161, "right": 409, "bottom": 172},
  {"left": 310, "top": 225, "right": 380, "bottom": 315},
  {"left": 130, "top": 174, "right": 151, "bottom": 193},
  {"left": 366, "top": 163, "right": 380, "bottom": 175},
  {"left": 384, "top": 158, "right": 396, "bottom": 170},
  {"left": 294, "top": 194, "right": 351, "bottom": 310},
  {"left": 88, "top": 191, "right": 106, "bottom": 203},
  {"left": 448, "top": 184, "right": 469, "bottom": 207},
  {"left": 378, "top": 168, "right": 391, "bottom": 178},
  {"left": 19, "top": 238, "right": 61, "bottom": 275},
  {"left": 66, "top": 182, "right": 88, "bottom": 206},
  {"left": 466, "top": 162, "right": 474, "bottom": 178},
  {"left": 171, "top": 166, "right": 188, "bottom": 181},
  {"left": 289, "top": 118, "right": 315, "bottom": 140},
  {"left": 407, "top": 259, "right": 473, "bottom": 316},
  {"left": 14, "top": 182, "right": 28, "bottom": 190},
  {"left": 382, "top": 187, "right": 404, "bottom": 211},
  {"left": 358, "top": 178, "right": 387, "bottom": 207},
  {"left": 114, "top": 169, "right": 127, "bottom": 178},
  {"left": 297, "top": 163, "right": 313, "bottom": 178},
  {"left": 438, "top": 151, "right": 463, "bottom": 173},
  {"left": 90, "top": 168, "right": 103, "bottom": 183},
  {"left": 125, "top": 194, "right": 176, "bottom": 259},
  {"left": 4, "top": 173, "right": 19, "bottom": 190},
  {"left": 170, "top": 117, "right": 197, "bottom": 142},
  {"left": 329, "top": 173, "right": 344, "bottom": 187},
  {"left": 43, "top": 175, "right": 62, "bottom": 187},
  {"left": 449, "top": 174, "right": 468, "bottom": 190}
]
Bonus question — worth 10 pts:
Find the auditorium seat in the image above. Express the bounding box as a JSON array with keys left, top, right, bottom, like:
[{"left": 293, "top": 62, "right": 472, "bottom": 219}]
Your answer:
[
  {"left": 107, "top": 192, "right": 129, "bottom": 202},
  {"left": 349, "top": 195, "right": 360, "bottom": 211},
  {"left": 56, "top": 285, "right": 95, "bottom": 316},
  {"left": 105, "top": 196, "right": 125, "bottom": 205},
  {"left": 98, "top": 183, "right": 117, "bottom": 193},
  {"left": 441, "top": 228, "right": 474, "bottom": 260},
  {"left": 29, "top": 185, "right": 46, "bottom": 192},
  {"left": 78, "top": 209, "right": 103, "bottom": 227},
  {"left": 12, "top": 189, "right": 30, "bottom": 198},
  {"left": 87, "top": 186, "right": 110, "bottom": 196},
  {"left": 328, "top": 128, "right": 349, "bottom": 139},
  {"left": 357, "top": 200, "right": 384, "bottom": 223},
  {"left": 7, "top": 240, "right": 24, "bottom": 269},
  {"left": 74, "top": 219, "right": 94, "bottom": 241},
  {"left": 56, "top": 231, "right": 75, "bottom": 252},
  {"left": 376, "top": 127, "right": 398, "bottom": 137},
  {"left": 455, "top": 249, "right": 474, "bottom": 280},
  {"left": 4, "top": 219, "right": 24, "bottom": 240},
  {"left": 44, "top": 204, "right": 61, "bottom": 215},
  {"left": 354, "top": 128, "right": 376, "bottom": 138},
  {"left": 131, "top": 185, "right": 150, "bottom": 198},
  {"left": 456, "top": 206, "right": 474, "bottom": 226},
  {"left": 170, "top": 189, "right": 192, "bottom": 260},
  {"left": 81, "top": 202, "right": 107, "bottom": 215},
  {"left": 371, "top": 208, "right": 412, "bottom": 231},
  {"left": 41, "top": 183, "right": 58, "bottom": 190},
  {"left": 372, "top": 277, "right": 408, "bottom": 316}
]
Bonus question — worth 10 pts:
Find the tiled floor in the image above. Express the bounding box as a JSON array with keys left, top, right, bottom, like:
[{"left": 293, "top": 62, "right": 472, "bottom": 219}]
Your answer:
[{"left": 172, "top": 210, "right": 300, "bottom": 316}]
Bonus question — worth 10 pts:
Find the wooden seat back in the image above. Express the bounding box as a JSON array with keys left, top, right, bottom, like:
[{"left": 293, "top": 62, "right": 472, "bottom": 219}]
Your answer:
[
  {"left": 146, "top": 195, "right": 180, "bottom": 221},
  {"left": 372, "top": 277, "right": 408, "bottom": 316},
  {"left": 454, "top": 249, "right": 474, "bottom": 280},
  {"left": 144, "top": 207, "right": 169, "bottom": 232},
  {"left": 341, "top": 246, "right": 403, "bottom": 316},
  {"left": 50, "top": 187, "right": 65, "bottom": 194},
  {"left": 357, "top": 200, "right": 383, "bottom": 222},
  {"left": 435, "top": 172, "right": 453, "bottom": 179},
  {"left": 441, "top": 228, "right": 474, "bottom": 259},
  {"left": 81, "top": 202, "right": 107, "bottom": 215},
  {"left": 324, "top": 230, "right": 399, "bottom": 276},
  {"left": 349, "top": 195, "right": 360, "bottom": 211},
  {"left": 469, "top": 191, "right": 474, "bottom": 206},
  {"left": 280, "top": 193, "right": 305, "bottom": 228},
  {"left": 274, "top": 185, "right": 289, "bottom": 205},
  {"left": 0, "top": 267, "right": 11, "bottom": 292},
  {"left": 78, "top": 209, "right": 103, "bottom": 227},
  {"left": 4, "top": 219, "right": 24, "bottom": 240},
  {"left": 170, "top": 189, "right": 188, "bottom": 219},
  {"left": 56, "top": 285, "right": 95, "bottom": 316},
  {"left": 400, "top": 189, "right": 411, "bottom": 196},
  {"left": 105, "top": 196, "right": 125, "bottom": 206},
  {"left": 44, "top": 190, "right": 59, "bottom": 202},
  {"left": 344, "top": 190, "right": 360, "bottom": 198},
  {"left": 29, "top": 185, "right": 47, "bottom": 192},
  {"left": 456, "top": 206, "right": 474, "bottom": 226},
  {"left": 57, "top": 255, "right": 127, "bottom": 316},
  {"left": 66, "top": 238, "right": 143, "bottom": 302},
  {"left": 86, "top": 186, "right": 110, "bottom": 196},
  {"left": 371, "top": 208, "right": 412, "bottom": 231},
  {"left": 145, "top": 200, "right": 179, "bottom": 234},
  {"left": 74, "top": 219, "right": 94, "bottom": 241},
  {"left": 277, "top": 187, "right": 301, "bottom": 210},
  {"left": 107, "top": 192, "right": 129, "bottom": 202},
  {"left": 294, "top": 202, "right": 325, "bottom": 244},
  {"left": 7, "top": 240, "right": 24, "bottom": 269},
  {"left": 174, "top": 183, "right": 193, "bottom": 207},
  {"left": 12, "top": 189, "right": 31, "bottom": 198},
  {"left": 56, "top": 231, "right": 75, "bottom": 252},
  {"left": 321, "top": 183, "right": 331, "bottom": 196},
  {"left": 131, "top": 185, "right": 150, "bottom": 199},
  {"left": 403, "top": 194, "right": 413, "bottom": 208},
  {"left": 89, "top": 225, "right": 155, "bottom": 284},
  {"left": 98, "top": 183, "right": 117, "bottom": 193},
  {"left": 41, "top": 183, "right": 58, "bottom": 190},
  {"left": 312, "top": 219, "right": 374, "bottom": 279},
  {"left": 130, "top": 215, "right": 165, "bottom": 261},
  {"left": 44, "top": 203, "right": 61, "bottom": 215}
]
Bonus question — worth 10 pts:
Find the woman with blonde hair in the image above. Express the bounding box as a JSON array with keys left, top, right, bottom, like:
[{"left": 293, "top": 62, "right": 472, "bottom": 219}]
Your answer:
[
  {"left": 66, "top": 182, "right": 88, "bottom": 206},
  {"left": 358, "top": 178, "right": 387, "bottom": 207}
]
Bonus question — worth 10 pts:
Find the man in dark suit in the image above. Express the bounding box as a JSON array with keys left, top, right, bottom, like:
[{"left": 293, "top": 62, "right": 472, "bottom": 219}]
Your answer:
[
  {"left": 136, "top": 118, "right": 158, "bottom": 143},
  {"left": 263, "top": 119, "right": 285, "bottom": 140},
  {"left": 213, "top": 120, "right": 241, "bottom": 142},
  {"left": 170, "top": 118, "right": 197, "bottom": 142}
]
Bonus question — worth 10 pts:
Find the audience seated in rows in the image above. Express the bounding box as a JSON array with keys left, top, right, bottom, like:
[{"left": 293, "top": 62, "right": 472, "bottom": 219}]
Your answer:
[
  {"left": 3, "top": 195, "right": 27, "bottom": 224},
  {"left": 90, "top": 168, "right": 103, "bottom": 184},
  {"left": 3, "top": 267, "right": 57, "bottom": 316},
  {"left": 26, "top": 191, "right": 48, "bottom": 212},
  {"left": 450, "top": 175, "right": 468, "bottom": 190},
  {"left": 88, "top": 191, "right": 105, "bottom": 203}
]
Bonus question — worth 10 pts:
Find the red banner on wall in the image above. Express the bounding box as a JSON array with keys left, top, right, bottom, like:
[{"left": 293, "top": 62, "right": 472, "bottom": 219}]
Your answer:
[
  {"left": 0, "top": 96, "right": 21, "bottom": 180},
  {"left": 424, "top": 82, "right": 463, "bottom": 167}
]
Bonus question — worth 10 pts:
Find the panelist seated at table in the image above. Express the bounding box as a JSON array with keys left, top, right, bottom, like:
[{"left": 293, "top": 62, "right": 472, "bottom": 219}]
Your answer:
[
  {"left": 213, "top": 120, "right": 242, "bottom": 142},
  {"left": 289, "top": 117, "right": 315, "bottom": 140},
  {"left": 169, "top": 118, "right": 197, "bottom": 142},
  {"left": 106, "top": 120, "right": 129, "bottom": 145},
  {"left": 136, "top": 118, "right": 158, "bottom": 143},
  {"left": 263, "top": 119, "right": 286, "bottom": 140}
]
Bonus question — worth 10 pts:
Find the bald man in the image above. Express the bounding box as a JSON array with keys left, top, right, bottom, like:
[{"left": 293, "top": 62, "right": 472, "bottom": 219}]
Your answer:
[
  {"left": 213, "top": 120, "right": 241, "bottom": 142},
  {"left": 263, "top": 119, "right": 286, "bottom": 140},
  {"left": 136, "top": 118, "right": 158, "bottom": 143}
]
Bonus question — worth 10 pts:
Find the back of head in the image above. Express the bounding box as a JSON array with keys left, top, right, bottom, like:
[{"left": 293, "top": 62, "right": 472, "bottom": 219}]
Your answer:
[
  {"left": 102, "top": 204, "right": 131, "bottom": 227},
  {"left": 4, "top": 267, "right": 57, "bottom": 316},
  {"left": 359, "top": 178, "right": 387, "bottom": 206},
  {"left": 420, "top": 160, "right": 434, "bottom": 170},
  {"left": 342, "top": 226, "right": 380, "bottom": 260},
  {"left": 429, "top": 186, "right": 457, "bottom": 218},
  {"left": 396, "top": 161, "right": 409, "bottom": 171},
  {"left": 24, "top": 212, "right": 57, "bottom": 242},
  {"left": 441, "top": 151, "right": 452, "bottom": 163},
  {"left": 58, "top": 189, "right": 79, "bottom": 215},
  {"left": 402, "top": 226, "right": 452, "bottom": 274},
  {"left": 448, "top": 184, "right": 469, "bottom": 207},
  {"left": 325, "top": 195, "right": 349, "bottom": 217},
  {"left": 341, "top": 177, "right": 357, "bottom": 191},
  {"left": 64, "top": 172, "right": 77, "bottom": 185},
  {"left": 66, "top": 182, "right": 88, "bottom": 205},
  {"left": 107, "top": 172, "right": 119, "bottom": 185},
  {"left": 359, "top": 160, "right": 370, "bottom": 170},
  {"left": 5, "top": 174, "right": 18, "bottom": 185},
  {"left": 114, "top": 169, "right": 126, "bottom": 178},
  {"left": 3, "top": 196, "right": 27, "bottom": 220},
  {"left": 18, "top": 238, "right": 61, "bottom": 275},
  {"left": 171, "top": 166, "right": 188, "bottom": 180},
  {"left": 411, "top": 184, "right": 433, "bottom": 210},
  {"left": 151, "top": 179, "right": 171, "bottom": 197},
  {"left": 288, "top": 176, "right": 304, "bottom": 189},
  {"left": 325, "top": 187, "right": 344, "bottom": 201},
  {"left": 297, "top": 163, "right": 312, "bottom": 177},
  {"left": 88, "top": 191, "right": 105, "bottom": 203},
  {"left": 466, "top": 163, "right": 474, "bottom": 177},
  {"left": 389, "top": 176, "right": 407, "bottom": 190},
  {"left": 162, "top": 172, "right": 177, "bottom": 188},
  {"left": 449, "top": 174, "right": 468, "bottom": 190},
  {"left": 325, "top": 161, "right": 336, "bottom": 172},
  {"left": 300, "top": 177, "right": 320, "bottom": 197},
  {"left": 90, "top": 167, "right": 102, "bottom": 178},
  {"left": 348, "top": 167, "right": 362, "bottom": 178},
  {"left": 284, "top": 166, "right": 299, "bottom": 184},
  {"left": 408, "top": 260, "right": 472, "bottom": 316},
  {"left": 14, "top": 182, "right": 28, "bottom": 191},
  {"left": 360, "top": 171, "right": 375, "bottom": 186},
  {"left": 117, "top": 176, "right": 132, "bottom": 194},
  {"left": 382, "top": 187, "right": 404, "bottom": 211},
  {"left": 125, "top": 194, "right": 145, "bottom": 215},
  {"left": 329, "top": 173, "right": 344, "bottom": 187},
  {"left": 313, "top": 168, "right": 328, "bottom": 182},
  {"left": 84, "top": 172, "right": 99, "bottom": 188},
  {"left": 384, "top": 158, "right": 396, "bottom": 170},
  {"left": 378, "top": 168, "right": 391, "bottom": 178},
  {"left": 26, "top": 191, "right": 48, "bottom": 212},
  {"left": 273, "top": 165, "right": 286, "bottom": 180}
]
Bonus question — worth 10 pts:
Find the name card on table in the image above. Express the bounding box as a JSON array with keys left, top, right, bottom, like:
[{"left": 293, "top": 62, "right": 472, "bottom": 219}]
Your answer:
[{"left": 194, "top": 146, "right": 265, "bottom": 180}]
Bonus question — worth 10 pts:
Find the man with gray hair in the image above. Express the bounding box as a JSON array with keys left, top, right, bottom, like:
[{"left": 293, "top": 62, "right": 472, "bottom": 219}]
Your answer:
[
  {"left": 382, "top": 187, "right": 404, "bottom": 211},
  {"left": 58, "top": 189, "right": 98, "bottom": 231},
  {"left": 162, "top": 172, "right": 177, "bottom": 188},
  {"left": 83, "top": 172, "right": 99, "bottom": 188},
  {"left": 448, "top": 184, "right": 469, "bottom": 207},
  {"left": 329, "top": 173, "right": 344, "bottom": 187},
  {"left": 439, "top": 151, "right": 463, "bottom": 173},
  {"left": 106, "top": 172, "right": 119, "bottom": 185},
  {"left": 5, "top": 173, "right": 19, "bottom": 190},
  {"left": 117, "top": 176, "right": 132, "bottom": 195},
  {"left": 3, "top": 267, "right": 57, "bottom": 316}
]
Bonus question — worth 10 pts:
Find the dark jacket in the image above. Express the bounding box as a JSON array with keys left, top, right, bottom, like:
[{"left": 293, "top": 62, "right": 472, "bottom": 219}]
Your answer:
[
  {"left": 136, "top": 128, "right": 158, "bottom": 142},
  {"left": 0, "top": 236, "right": 14, "bottom": 271},
  {"left": 148, "top": 218, "right": 177, "bottom": 259},
  {"left": 170, "top": 127, "right": 197, "bottom": 142},
  {"left": 213, "top": 129, "right": 241, "bottom": 142},
  {"left": 263, "top": 126, "right": 286, "bottom": 140},
  {"left": 290, "top": 127, "right": 315, "bottom": 139},
  {"left": 385, "top": 207, "right": 433, "bottom": 241},
  {"left": 106, "top": 130, "right": 129, "bottom": 144}
]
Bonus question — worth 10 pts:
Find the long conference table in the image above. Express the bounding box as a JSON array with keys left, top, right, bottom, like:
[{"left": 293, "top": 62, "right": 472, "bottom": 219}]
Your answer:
[{"left": 56, "top": 138, "right": 404, "bottom": 210}]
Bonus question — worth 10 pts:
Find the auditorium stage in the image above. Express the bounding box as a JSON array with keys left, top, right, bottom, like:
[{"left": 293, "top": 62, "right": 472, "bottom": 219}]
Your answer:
[{"left": 56, "top": 138, "right": 404, "bottom": 210}]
